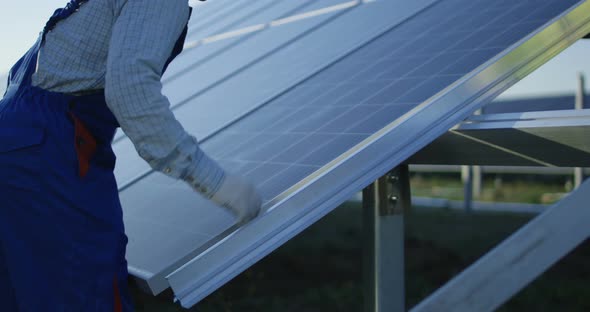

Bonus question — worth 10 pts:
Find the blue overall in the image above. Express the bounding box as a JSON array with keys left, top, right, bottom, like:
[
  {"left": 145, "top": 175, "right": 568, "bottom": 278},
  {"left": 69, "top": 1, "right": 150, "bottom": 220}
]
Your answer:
[{"left": 0, "top": 1, "right": 191, "bottom": 310}]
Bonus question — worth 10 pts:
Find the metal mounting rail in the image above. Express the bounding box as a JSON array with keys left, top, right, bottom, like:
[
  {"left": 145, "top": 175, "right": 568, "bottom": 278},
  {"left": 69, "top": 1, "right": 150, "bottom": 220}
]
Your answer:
[
  {"left": 410, "top": 109, "right": 590, "bottom": 167},
  {"left": 411, "top": 178, "right": 590, "bottom": 312}
]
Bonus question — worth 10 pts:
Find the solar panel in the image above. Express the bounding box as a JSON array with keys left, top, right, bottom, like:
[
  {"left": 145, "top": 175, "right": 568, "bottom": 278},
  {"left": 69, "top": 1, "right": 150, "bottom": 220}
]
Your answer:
[
  {"left": 118, "top": 0, "right": 440, "bottom": 294},
  {"left": 112, "top": 0, "right": 590, "bottom": 306},
  {"left": 199, "top": 0, "right": 574, "bottom": 202},
  {"left": 170, "top": 0, "right": 583, "bottom": 205}
]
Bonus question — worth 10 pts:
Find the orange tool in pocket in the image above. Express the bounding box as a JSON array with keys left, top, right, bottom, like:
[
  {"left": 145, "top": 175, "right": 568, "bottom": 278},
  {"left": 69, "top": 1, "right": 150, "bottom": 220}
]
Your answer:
[{"left": 68, "top": 112, "right": 97, "bottom": 178}]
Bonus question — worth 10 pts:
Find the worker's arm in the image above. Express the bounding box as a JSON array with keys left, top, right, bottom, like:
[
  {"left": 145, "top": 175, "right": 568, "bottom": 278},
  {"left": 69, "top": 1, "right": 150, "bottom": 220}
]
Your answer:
[{"left": 105, "top": 0, "right": 261, "bottom": 221}]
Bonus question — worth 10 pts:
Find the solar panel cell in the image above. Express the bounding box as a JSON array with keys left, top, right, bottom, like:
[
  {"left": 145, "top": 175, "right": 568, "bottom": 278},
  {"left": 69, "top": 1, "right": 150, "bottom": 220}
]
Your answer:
[
  {"left": 286, "top": 107, "right": 345, "bottom": 132},
  {"left": 263, "top": 107, "right": 323, "bottom": 131},
  {"left": 348, "top": 104, "right": 416, "bottom": 134},
  {"left": 373, "top": 59, "right": 428, "bottom": 80},
  {"left": 528, "top": 1, "right": 577, "bottom": 21},
  {"left": 256, "top": 163, "right": 317, "bottom": 199},
  {"left": 243, "top": 163, "right": 287, "bottom": 185},
  {"left": 335, "top": 82, "right": 394, "bottom": 104},
  {"left": 305, "top": 83, "right": 364, "bottom": 106},
  {"left": 317, "top": 106, "right": 376, "bottom": 133},
  {"left": 365, "top": 79, "right": 424, "bottom": 104},
  {"left": 187, "top": 0, "right": 248, "bottom": 29},
  {"left": 236, "top": 134, "right": 305, "bottom": 162},
  {"left": 440, "top": 48, "right": 503, "bottom": 75},
  {"left": 185, "top": 0, "right": 284, "bottom": 41},
  {"left": 406, "top": 51, "right": 470, "bottom": 77},
  {"left": 298, "top": 134, "right": 368, "bottom": 166}
]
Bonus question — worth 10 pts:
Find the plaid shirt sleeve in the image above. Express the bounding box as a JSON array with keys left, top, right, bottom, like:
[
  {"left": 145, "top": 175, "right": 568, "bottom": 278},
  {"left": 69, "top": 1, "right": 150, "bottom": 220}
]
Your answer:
[{"left": 104, "top": 0, "right": 225, "bottom": 196}]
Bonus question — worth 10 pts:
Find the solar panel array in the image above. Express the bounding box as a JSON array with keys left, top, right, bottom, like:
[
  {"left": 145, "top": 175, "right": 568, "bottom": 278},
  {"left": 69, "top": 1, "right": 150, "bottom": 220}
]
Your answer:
[{"left": 109, "top": 0, "right": 588, "bottom": 303}]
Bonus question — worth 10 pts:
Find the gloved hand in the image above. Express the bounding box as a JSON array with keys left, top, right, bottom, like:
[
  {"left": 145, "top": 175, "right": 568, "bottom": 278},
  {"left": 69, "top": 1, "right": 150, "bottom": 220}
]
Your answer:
[{"left": 210, "top": 174, "right": 263, "bottom": 224}]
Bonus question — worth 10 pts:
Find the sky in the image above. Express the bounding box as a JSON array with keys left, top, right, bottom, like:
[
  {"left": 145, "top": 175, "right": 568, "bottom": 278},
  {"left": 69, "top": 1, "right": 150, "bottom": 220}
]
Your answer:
[{"left": 0, "top": 1, "right": 588, "bottom": 98}]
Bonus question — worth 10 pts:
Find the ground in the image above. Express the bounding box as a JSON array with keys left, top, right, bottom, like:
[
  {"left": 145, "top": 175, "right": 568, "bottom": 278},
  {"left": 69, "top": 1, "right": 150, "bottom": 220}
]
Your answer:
[{"left": 130, "top": 200, "right": 590, "bottom": 311}]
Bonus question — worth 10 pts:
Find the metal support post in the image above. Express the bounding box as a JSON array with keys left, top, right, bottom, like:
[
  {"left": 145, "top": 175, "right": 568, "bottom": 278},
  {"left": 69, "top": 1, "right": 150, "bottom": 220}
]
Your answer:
[
  {"left": 462, "top": 108, "right": 483, "bottom": 212},
  {"left": 471, "top": 109, "right": 483, "bottom": 201},
  {"left": 574, "top": 73, "right": 586, "bottom": 188},
  {"left": 472, "top": 165, "right": 482, "bottom": 199},
  {"left": 463, "top": 166, "right": 474, "bottom": 212},
  {"left": 363, "top": 165, "right": 411, "bottom": 312},
  {"left": 462, "top": 165, "right": 482, "bottom": 212}
]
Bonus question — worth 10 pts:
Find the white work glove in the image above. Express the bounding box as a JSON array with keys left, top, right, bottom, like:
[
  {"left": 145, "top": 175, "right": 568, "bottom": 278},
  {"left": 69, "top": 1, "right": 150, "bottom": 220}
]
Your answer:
[{"left": 210, "top": 174, "right": 263, "bottom": 224}]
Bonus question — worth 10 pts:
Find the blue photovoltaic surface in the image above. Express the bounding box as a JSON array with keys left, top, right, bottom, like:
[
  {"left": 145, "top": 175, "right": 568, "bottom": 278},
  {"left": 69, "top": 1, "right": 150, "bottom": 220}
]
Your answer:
[
  {"left": 162, "top": 0, "right": 342, "bottom": 106},
  {"left": 119, "top": 0, "right": 440, "bottom": 290},
  {"left": 113, "top": 0, "right": 361, "bottom": 185},
  {"left": 199, "top": 0, "right": 580, "bottom": 202},
  {"left": 165, "top": 0, "right": 313, "bottom": 80},
  {"left": 116, "top": 0, "right": 584, "bottom": 294},
  {"left": 115, "top": 0, "right": 428, "bottom": 187},
  {"left": 164, "top": 0, "right": 350, "bottom": 88},
  {"left": 168, "top": 0, "right": 588, "bottom": 305},
  {"left": 186, "top": 0, "right": 251, "bottom": 31},
  {"left": 111, "top": 0, "right": 320, "bottom": 141}
]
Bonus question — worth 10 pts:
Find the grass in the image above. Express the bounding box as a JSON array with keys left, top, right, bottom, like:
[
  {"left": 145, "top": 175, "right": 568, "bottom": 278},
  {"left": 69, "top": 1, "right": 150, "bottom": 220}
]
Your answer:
[
  {"left": 130, "top": 202, "right": 590, "bottom": 311},
  {"left": 410, "top": 174, "right": 570, "bottom": 204}
]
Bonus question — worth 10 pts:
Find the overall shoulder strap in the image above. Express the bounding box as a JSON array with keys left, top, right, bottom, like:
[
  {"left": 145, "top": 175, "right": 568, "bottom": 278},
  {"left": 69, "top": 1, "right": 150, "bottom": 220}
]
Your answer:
[
  {"left": 42, "top": 0, "right": 90, "bottom": 41},
  {"left": 3, "top": 0, "right": 90, "bottom": 98},
  {"left": 162, "top": 6, "right": 193, "bottom": 74}
]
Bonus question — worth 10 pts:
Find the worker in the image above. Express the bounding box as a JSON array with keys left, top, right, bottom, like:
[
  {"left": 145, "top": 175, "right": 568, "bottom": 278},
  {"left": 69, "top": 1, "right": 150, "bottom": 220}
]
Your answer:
[{"left": 0, "top": 0, "right": 262, "bottom": 310}]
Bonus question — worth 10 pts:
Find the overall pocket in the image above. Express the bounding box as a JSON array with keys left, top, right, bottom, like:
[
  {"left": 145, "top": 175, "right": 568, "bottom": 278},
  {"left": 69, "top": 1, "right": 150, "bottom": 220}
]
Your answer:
[
  {"left": 0, "top": 127, "right": 44, "bottom": 153},
  {"left": 0, "top": 116, "right": 46, "bottom": 192}
]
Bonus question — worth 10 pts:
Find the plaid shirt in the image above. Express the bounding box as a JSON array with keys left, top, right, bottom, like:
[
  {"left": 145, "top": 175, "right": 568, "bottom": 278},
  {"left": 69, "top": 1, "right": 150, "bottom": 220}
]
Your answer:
[{"left": 32, "top": 0, "right": 224, "bottom": 196}]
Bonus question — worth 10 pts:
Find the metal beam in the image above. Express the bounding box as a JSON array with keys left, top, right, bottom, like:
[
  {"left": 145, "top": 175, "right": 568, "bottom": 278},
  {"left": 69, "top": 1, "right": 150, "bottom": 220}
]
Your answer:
[
  {"left": 410, "top": 165, "right": 590, "bottom": 175},
  {"left": 363, "top": 166, "right": 410, "bottom": 312},
  {"left": 409, "top": 109, "right": 590, "bottom": 167},
  {"left": 411, "top": 178, "right": 590, "bottom": 312}
]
